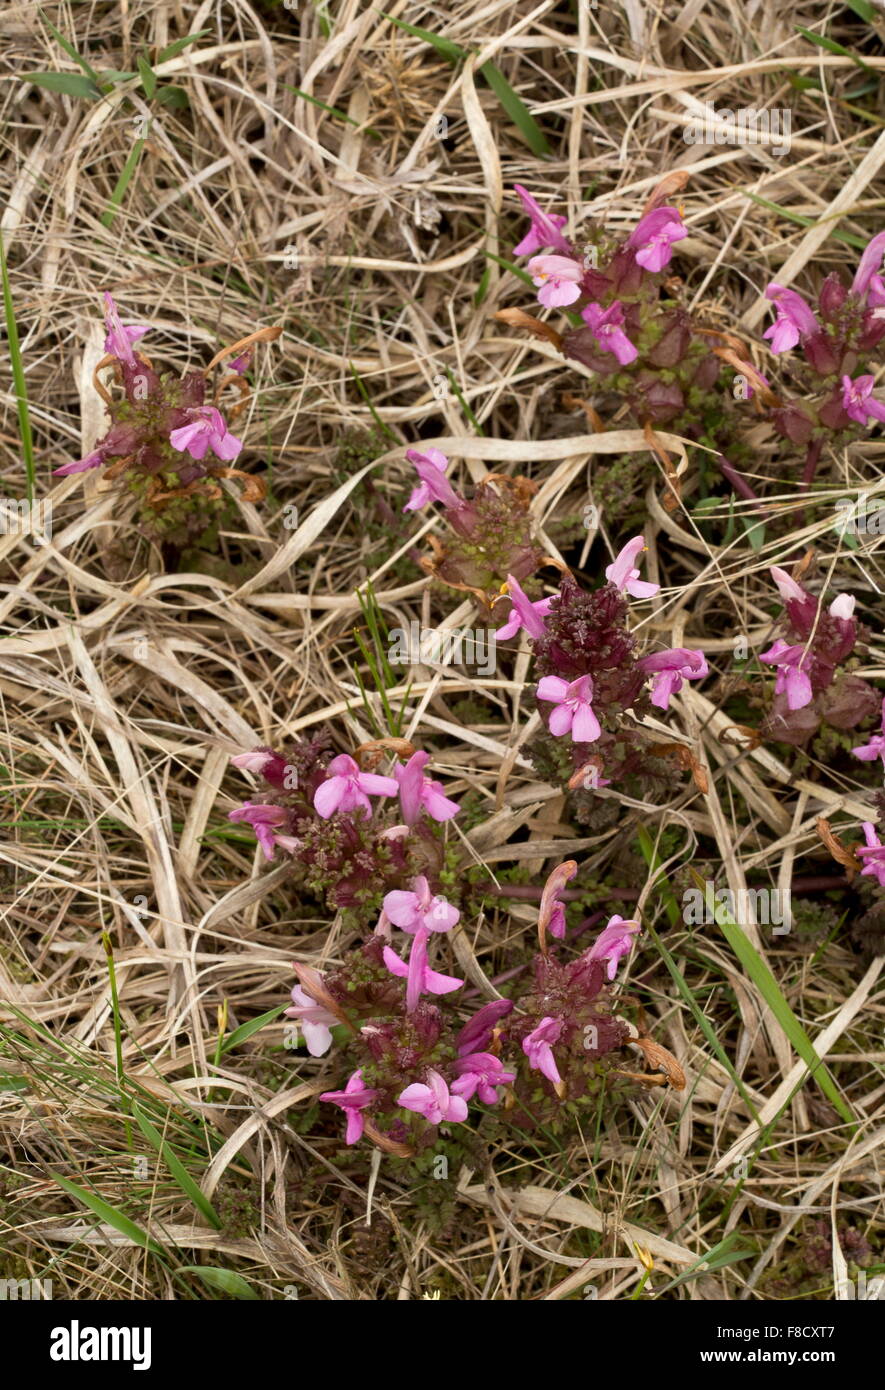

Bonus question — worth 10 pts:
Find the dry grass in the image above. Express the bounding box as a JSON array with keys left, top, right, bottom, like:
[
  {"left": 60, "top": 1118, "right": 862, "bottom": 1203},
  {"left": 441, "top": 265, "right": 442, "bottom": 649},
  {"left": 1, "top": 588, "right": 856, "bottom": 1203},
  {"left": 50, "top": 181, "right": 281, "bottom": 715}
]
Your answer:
[{"left": 0, "top": 0, "right": 883, "bottom": 1302}]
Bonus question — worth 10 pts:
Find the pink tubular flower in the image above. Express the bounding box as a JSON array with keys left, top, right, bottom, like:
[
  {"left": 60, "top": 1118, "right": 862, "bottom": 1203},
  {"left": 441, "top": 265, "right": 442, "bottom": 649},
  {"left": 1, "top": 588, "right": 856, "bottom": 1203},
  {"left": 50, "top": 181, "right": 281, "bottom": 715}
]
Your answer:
[
  {"left": 528, "top": 253, "right": 584, "bottom": 307},
  {"left": 227, "top": 801, "right": 296, "bottom": 860},
  {"left": 320, "top": 1069, "right": 379, "bottom": 1145},
  {"left": 770, "top": 565, "right": 809, "bottom": 604},
  {"left": 536, "top": 673, "right": 601, "bottom": 743},
  {"left": 383, "top": 875, "right": 460, "bottom": 934},
  {"left": 403, "top": 447, "right": 462, "bottom": 512},
  {"left": 231, "top": 748, "right": 278, "bottom": 776},
  {"left": 522, "top": 1016, "right": 563, "bottom": 1086},
  {"left": 497, "top": 573, "right": 553, "bottom": 640},
  {"left": 54, "top": 449, "right": 105, "bottom": 477},
  {"left": 512, "top": 185, "right": 571, "bottom": 257},
  {"left": 313, "top": 753, "right": 398, "bottom": 819},
  {"left": 852, "top": 698, "right": 885, "bottom": 766},
  {"left": 851, "top": 232, "right": 885, "bottom": 300},
  {"left": 456, "top": 999, "right": 514, "bottom": 1056},
  {"left": 760, "top": 639, "right": 813, "bottom": 710},
  {"left": 762, "top": 283, "right": 819, "bottom": 354},
  {"left": 605, "top": 535, "right": 659, "bottom": 598},
  {"left": 841, "top": 374, "right": 885, "bottom": 426},
  {"left": 829, "top": 592, "right": 856, "bottom": 620},
  {"left": 103, "top": 292, "right": 150, "bottom": 367},
  {"left": 856, "top": 822, "right": 885, "bottom": 888},
  {"left": 284, "top": 983, "right": 338, "bottom": 1056},
  {"left": 451, "top": 1052, "right": 516, "bottom": 1105},
  {"left": 587, "top": 915, "right": 640, "bottom": 981},
  {"left": 382, "top": 938, "right": 463, "bottom": 1007},
  {"left": 626, "top": 206, "right": 686, "bottom": 272},
  {"left": 398, "top": 1068, "right": 468, "bottom": 1125},
  {"left": 393, "top": 750, "right": 460, "bottom": 825},
  {"left": 580, "top": 301, "right": 638, "bottom": 365},
  {"left": 169, "top": 405, "right": 243, "bottom": 462},
  {"left": 639, "top": 647, "right": 709, "bottom": 710}
]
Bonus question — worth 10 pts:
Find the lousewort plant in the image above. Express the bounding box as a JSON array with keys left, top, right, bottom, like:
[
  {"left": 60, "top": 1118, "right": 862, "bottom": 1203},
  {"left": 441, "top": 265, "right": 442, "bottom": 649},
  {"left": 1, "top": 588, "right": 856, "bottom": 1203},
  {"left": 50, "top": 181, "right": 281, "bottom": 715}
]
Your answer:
[
  {"left": 283, "top": 862, "right": 684, "bottom": 1155},
  {"left": 56, "top": 294, "right": 281, "bottom": 554}
]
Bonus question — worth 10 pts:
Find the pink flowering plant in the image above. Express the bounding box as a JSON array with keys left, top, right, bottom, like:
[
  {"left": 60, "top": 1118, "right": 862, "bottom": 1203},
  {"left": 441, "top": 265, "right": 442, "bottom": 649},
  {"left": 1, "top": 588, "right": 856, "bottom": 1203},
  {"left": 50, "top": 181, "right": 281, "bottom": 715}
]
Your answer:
[
  {"left": 287, "top": 862, "right": 678, "bottom": 1155},
  {"left": 55, "top": 293, "right": 280, "bottom": 557}
]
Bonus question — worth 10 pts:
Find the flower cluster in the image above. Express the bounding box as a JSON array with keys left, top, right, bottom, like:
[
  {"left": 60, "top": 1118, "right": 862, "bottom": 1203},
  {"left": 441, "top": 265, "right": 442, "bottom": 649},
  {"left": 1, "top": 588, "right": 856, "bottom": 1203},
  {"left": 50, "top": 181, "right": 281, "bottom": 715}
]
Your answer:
[
  {"left": 761, "top": 565, "right": 878, "bottom": 745},
  {"left": 402, "top": 447, "right": 545, "bottom": 605},
  {"left": 285, "top": 861, "right": 671, "bottom": 1152},
  {"left": 228, "top": 736, "right": 460, "bottom": 913},
  {"left": 56, "top": 293, "right": 280, "bottom": 550}
]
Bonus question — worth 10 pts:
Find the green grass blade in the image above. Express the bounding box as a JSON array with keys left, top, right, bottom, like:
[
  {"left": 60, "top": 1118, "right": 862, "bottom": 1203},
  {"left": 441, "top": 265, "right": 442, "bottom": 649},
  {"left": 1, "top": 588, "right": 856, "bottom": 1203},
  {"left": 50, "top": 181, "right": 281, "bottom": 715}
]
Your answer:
[
  {"left": 38, "top": 8, "right": 102, "bottom": 83},
  {"left": 219, "top": 1004, "right": 287, "bottom": 1056},
  {"left": 21, "top": 71, "right": 101, "bottom": 99},
  {"left": 52, "top": 1173, "right": 166, "bottom": 1255},
  {"left": 101, "top": 138, "right": 146, "bottom": 229},
  {"left": 179, "top": 1266, "right": 260, "bottom": 1299},
  {"left": 690, "top": 869, "right": 856, "bottom": 1128},
  {"left": 0, "top": 231, "right": 35, "bottom": 503},
  {"left": 131, "top": 1105, "right": 223, "bottom": 1229}
]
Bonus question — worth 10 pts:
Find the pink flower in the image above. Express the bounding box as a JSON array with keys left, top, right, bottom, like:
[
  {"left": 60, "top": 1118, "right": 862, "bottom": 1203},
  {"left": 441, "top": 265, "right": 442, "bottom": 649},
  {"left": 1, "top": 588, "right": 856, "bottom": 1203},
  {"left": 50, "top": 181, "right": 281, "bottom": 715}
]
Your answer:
[
  {"left": 231, "top": 749, "right": 278, "bottom": 776},
  {"left": 857, "top": 822, "right": 885, "bottom": 889},
  {"left": 587, "top": 915, "right": 640, "bottom": 981},
  {"left": 497, "top": 573, "right": 553, "bottom": 640},
  {"left": 760, "top": 639, "right": 813, "bottom": 710},
  {"left": 227, "top": 801, "right": 297, "bottom": 860},
  {"left": 528, "top": 253, "right": 584, "bottom": 308},
  {"left": 383, "top": 875, "right": 460, "bottom": 933},
  {"left": 398, "top": 1068, "right": 469, "bottom": 1125},
  {"left": 320, "top": 1069, "right": 379, "bottom": 1145},
  {"left": 284, "top": 983, "right": 338, "bottom": 1056},
  {"left": 841, "top": 374, "right": 885, "bottom": 426},
  {"left": 851, "top": 232, "right": 885, "bottom": 300},
  {"left": 536, "top": 673, "right": 601, "bottom": 743},
  {"left": 852, "top": 698, "right": 885, "bottom": 766},
  {"left": 451, "top": 1052, "right": 516, "bottom": 1105},
  {"left": 169, "top": 405, "right": 243, "bottom": 462},
  {"left": 393, "top": 750, "right": 460, "bottom": 825},
  {"left": 770, "top": 565, "right": 809, "bottom": 604},
  {"left": 403, "top": 447, "right": 462, "bottom": 512},
  {"left": 382, "top": 937, "right": 463, "bottom": 1011},
  {"left": 103, "top": 292, "right": 150, "bottom": 367},
  {"left": 54, "top": 449, "right": 105, "bottom": 476},
  {"left": 829, "top": 592, "right": 856, "bottom": 620},
  {"left": 513, "top": 184, "right": 571, "bottom": 257},
  {"left": 626, "top": 206, "right": 686, "bottom": 272},
  {"left": 456, "top": 999, "right": 514, "bottom": 1056},
  {"left": 762, "top": 283, "right": 818, "bottom": 354},
  {"left": 580, "top": 301, "right": 638, "bottom": 365},
  {"left": 522, "top": 1016, "right": 563, "bottom": 1086},
  {"left": 639, "top": 647, "right": 708, "bottom": 709},
  {"left": 605, "top": 535, "right": 659, "bottom": 598},
  {"left": 313, "top": 753, "right": 398, "bottom": 819}
]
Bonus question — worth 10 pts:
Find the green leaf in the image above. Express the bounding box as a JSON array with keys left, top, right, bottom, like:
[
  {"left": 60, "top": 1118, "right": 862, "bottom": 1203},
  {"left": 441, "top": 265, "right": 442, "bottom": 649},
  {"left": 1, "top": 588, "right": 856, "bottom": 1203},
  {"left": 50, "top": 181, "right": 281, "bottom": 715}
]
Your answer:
[
  {"left": 154, "top": 86, "right": 190, "bottom": 109},
  {"left": 480, "top": 61, "right": 550, "bottom": 157},
  {"left": 0, "top": 230, "right": 35, "bottom": 504},
  {"left": 131, "top": 1105, "right": 223, "bottom": 1229},
  {"left": 742, "top": 193, "right": 867, "bottom": 249},
  {"left": 689, "top": 869, "right": 856, "bottom": 1129},
  {"left": 38, "top": 8, "right": 101, "bottom": 83},
  {"left": 844, "top": 0, "right": 877, "bottom": 18},
  {"left": 179, "top": 1266, "right": 260, "bottom": 1299},
  {"left": 795, "top": 26, "right": 871, "bottom": 72},
  {"left": 157, "top": 30, "right": 211, "bottom": 63},
  {"left": 21, "top": 71, "right": 101, "bottom": 99},
  {"left": 52, "top": 1174, "right": 165, "bottom": 1255},
  {"left": 137, "top": 55, "right": 157, "bottom": 99},
  {"left": 741, "top": 516, "right": 766, "bottom": 552},
  {"left": 219, "top": 1004, "right": 287, "bottom": 1056},
  {"left": 102, "top": 138, "right": 145, "bottom": 230},
  {"left": 382, "top": 13, "right": 549, "bottom": 155}
]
